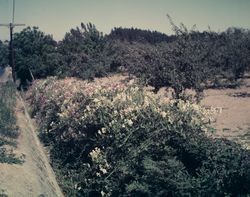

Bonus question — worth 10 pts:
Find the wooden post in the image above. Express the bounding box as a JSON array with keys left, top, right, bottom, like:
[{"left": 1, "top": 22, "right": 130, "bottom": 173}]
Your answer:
[{"left": 0, "top": 0, "right": 25, "bottom": 82}]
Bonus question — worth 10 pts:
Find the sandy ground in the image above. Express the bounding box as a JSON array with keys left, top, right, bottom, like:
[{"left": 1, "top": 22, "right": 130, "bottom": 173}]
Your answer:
[
  {"left": 201, "top": 78, "right": 250, "bottom": 133},
  {"left": 0, "top": 69, "right": 63, "bottom": 197},
  {"left": 201, "top": 78, "right": 250, "bottom": 148}
]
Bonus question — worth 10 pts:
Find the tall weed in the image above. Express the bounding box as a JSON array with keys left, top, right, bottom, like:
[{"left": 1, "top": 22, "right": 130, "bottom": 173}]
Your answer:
[{"left": 0, "top": 82, "right": 21, "bottom": 164}]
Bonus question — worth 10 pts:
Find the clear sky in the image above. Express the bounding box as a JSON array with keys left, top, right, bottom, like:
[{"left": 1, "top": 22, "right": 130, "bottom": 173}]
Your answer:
[{"left": 0, "top": 0, "right": 250, "bottom": 41}]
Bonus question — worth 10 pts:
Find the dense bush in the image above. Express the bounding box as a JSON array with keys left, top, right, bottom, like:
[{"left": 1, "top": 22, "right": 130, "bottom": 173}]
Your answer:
[{"left": 27, "top": 77, "right": 250, "bottom": 196}]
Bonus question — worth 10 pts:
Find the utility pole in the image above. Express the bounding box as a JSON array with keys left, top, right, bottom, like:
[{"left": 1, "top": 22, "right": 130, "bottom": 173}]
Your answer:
[{"left": 0, "top": 0, "right": 25, "bottom": 82}]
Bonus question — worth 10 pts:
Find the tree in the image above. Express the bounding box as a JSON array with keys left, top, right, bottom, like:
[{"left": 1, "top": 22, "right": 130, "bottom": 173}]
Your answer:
[
  {"left": 14, "top": 26, "right": 59, "bottom": 87},
  {"left": 56, "top": 23, "right": 108, "bottom": 80},
  {"left": 108, "top": 27, "right": 175, "bottom": 44},
  {"left": 221, "top": 28, "right": 250, "bottom": 81},
  {"left": 129, "top": 17, "right": 250, "bottom": 99}
]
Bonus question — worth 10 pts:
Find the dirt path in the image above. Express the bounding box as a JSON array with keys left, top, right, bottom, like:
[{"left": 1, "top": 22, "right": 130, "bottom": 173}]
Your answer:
[{"left": 0, "top": 70, "right": 63, "bottom": 196}]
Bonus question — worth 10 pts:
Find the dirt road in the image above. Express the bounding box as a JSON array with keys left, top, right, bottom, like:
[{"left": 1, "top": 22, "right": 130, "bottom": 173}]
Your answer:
[{"left": 0, "top": 68, "right": 63, "bottom": 197}]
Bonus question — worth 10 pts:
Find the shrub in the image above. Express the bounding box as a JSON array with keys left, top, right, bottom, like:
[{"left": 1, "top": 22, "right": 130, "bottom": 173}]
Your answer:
[{"left": 27, "top": 77, "right": 250, "bottom": 196}]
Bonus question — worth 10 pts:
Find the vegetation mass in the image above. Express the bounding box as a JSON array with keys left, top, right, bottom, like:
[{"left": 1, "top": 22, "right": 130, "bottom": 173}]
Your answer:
[
  {"left": 27, "top": 77, "right": 250, "bottom": 196},
  {"left": 0, "top": 18, "right": 250, "bottom": 196},
  {"left": 0, "top": 20, "right": 249, "bottom": 96}
]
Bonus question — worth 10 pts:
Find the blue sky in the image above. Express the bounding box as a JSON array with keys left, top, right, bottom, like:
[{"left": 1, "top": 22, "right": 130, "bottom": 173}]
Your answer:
[{"left": 0, "top": 0, "right": 250, "bottom": 41}]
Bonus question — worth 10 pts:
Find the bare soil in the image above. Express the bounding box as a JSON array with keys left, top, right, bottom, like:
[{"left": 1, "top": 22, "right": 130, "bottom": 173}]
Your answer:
[
  {"left": 0, "top": 69, "right": 63, "bottom": 197},
  {"left": 201, "top": 78, "right": 250, "bottom": 148},
  {"left": 0, "top": 95, "right": 64, "bottom": 197}
]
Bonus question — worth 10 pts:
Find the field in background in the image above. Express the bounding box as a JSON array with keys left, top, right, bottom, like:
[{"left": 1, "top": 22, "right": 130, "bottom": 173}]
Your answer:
[{"left": 201, "top": 77, "right": 250, "bottom": 149}]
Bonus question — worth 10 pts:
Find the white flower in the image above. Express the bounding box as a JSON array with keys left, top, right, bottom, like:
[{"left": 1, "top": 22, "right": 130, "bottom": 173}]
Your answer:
[
  {"left": 86, "top": 106, "right": 91, "bottom": 111},
  {"left": 101, "top": 127, "right": 107, "bottom": 134},
  {"left": 96, "top": 172, "right": 101, "bottom": 177},
  {"left": 161, "top": 111, "right": 167, "bottom": 118},
  {"left": 89, "top": 147, "right": 101, "bottom": 160},
  {"left": 127, "top": 119, "right": 133, "bottom": 126},
  {"left": 100, "top": 166, "right": 108, "bottom": 174},
  {"left": 93, "top": 98, "right": 100, "bottom": 103},
  {"left": 101, "top": 191, "right": 105, "bottom": 197}
]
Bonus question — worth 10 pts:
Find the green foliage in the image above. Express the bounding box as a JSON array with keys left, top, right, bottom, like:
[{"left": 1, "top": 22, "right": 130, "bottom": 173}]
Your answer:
[
  {"left": 0, "top": 81, "right": 22, "bottom": 164},
  {"left": 108, "top": 27, "right": 175, "bottom": 44},
  {"left": 27, "top": 78, "right": 250, "bottom": 196},
  {"left": 120, "top": 18, "right": 250, "bottom": 98},
  {"left": 60, "top": 23, "right": 105, "bottom": 55},
  {"left": 218, "top": 28, "right": 250, "bottom": 82},
  {"left": 56, "top": 23, "right": 109, "bottom": 80},
  {"left": 4, "top": 21, "right": 248, "bottom": 94},
  {"left": 0, "top": 40, "right": 8, "bottom": 68},
  {"left": 106, "top": 36, "right": 212, "bottom": 99},
  {"left": 13, "top": 26, "right": 59, "bottom": 86}
]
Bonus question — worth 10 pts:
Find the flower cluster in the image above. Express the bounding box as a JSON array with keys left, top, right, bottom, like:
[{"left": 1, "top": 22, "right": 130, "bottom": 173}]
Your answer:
[{"left": 26, "top": 76, "right": 217, "bottom": 195}]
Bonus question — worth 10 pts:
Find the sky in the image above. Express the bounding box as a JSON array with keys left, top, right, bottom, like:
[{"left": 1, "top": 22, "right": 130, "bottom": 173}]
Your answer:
[{"left": 0, "top": 0, "right": 250, "bottom": 41}]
